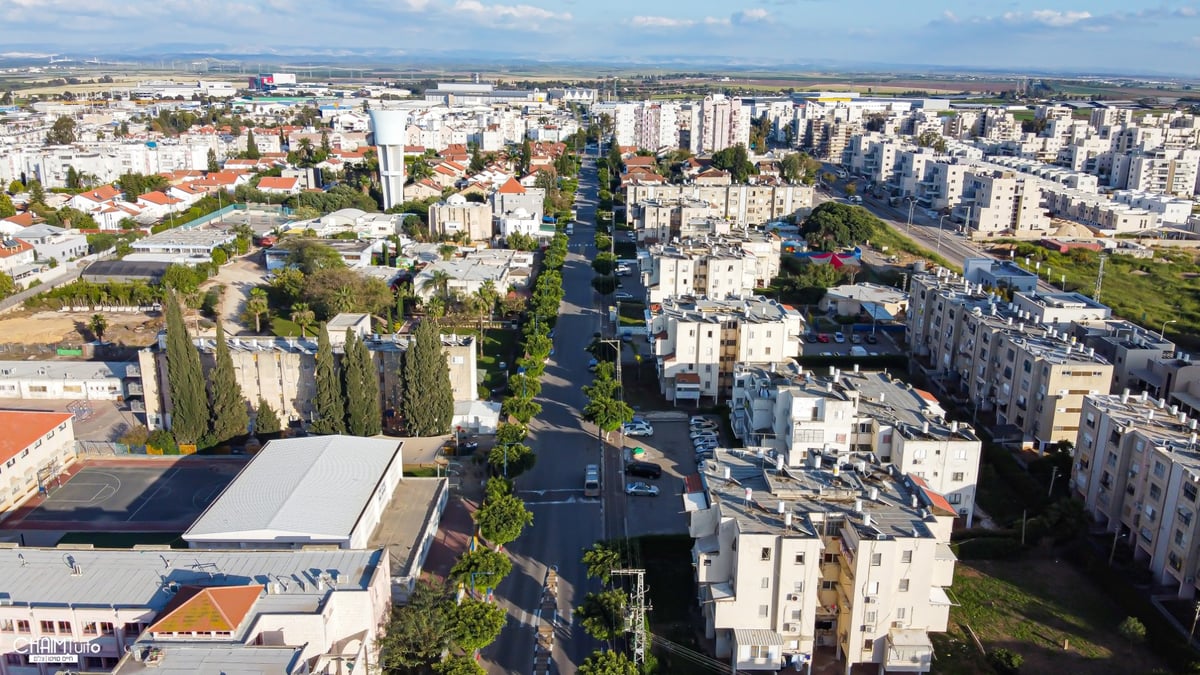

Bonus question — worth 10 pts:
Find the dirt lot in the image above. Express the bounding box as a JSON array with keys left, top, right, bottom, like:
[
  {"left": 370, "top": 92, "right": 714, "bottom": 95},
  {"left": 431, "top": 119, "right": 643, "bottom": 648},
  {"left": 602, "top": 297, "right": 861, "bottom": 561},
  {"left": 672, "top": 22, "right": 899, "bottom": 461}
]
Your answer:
[{"left": 0, "top": 310, "right": 161, "bottom": 346}]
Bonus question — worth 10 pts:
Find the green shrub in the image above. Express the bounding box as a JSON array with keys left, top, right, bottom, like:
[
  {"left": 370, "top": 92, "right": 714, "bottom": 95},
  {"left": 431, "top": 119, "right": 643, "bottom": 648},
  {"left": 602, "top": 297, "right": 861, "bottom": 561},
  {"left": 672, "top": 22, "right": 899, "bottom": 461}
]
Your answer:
[
  {"left": 953, "top": 537, "right": 1024, "bottom": 560},
  {"left": 988, "top": 647, "right": 1023, "bottom": 674}
]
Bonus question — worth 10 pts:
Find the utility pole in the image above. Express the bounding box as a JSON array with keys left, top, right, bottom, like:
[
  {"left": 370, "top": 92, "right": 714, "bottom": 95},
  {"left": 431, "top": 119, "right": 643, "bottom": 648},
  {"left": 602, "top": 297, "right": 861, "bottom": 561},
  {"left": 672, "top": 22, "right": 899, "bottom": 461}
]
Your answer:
[
  {"left": 612, "top": 568, "right": 650, "bottom": 666},
  {"left": 1094, "top": 254, "right": 1107, "bottom": 303}
]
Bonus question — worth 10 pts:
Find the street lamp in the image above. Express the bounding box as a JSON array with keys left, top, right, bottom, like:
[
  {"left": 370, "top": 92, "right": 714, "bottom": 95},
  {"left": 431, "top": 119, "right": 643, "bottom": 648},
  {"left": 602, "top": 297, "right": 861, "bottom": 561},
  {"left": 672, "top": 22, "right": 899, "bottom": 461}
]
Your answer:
[
  {"left": 936, "top": 215, "right": 947, "bottom": 255},
  {"left": 906, "top": 198, "right": 915, "bottom": 234},
  {"left": 1161, "top": 319, "right": 1177, "bottom": 340}
]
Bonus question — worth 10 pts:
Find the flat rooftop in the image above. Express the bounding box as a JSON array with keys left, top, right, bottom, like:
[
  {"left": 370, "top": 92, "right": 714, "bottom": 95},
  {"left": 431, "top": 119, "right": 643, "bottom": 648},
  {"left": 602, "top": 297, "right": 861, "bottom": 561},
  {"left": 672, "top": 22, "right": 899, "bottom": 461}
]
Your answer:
[
  {"left": 0, "top": 359, "right": 130, "bottom": 380},
  {"left": 115, "top": 645, "right": 302, "bottom": 674},
  {"left": 368, "top": 478, "right": 445, "bottom": 581},
  {"left": 131, "top": 228, "right": 237, "bottom": 249}
]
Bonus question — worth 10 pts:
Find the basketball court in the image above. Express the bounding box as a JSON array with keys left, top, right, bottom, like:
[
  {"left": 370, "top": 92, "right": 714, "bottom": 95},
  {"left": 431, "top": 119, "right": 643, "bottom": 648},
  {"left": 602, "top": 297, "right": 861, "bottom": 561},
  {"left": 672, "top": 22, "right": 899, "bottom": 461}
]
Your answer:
[{"left": 2, "top": 458, "right": 245, "bottom": 532}]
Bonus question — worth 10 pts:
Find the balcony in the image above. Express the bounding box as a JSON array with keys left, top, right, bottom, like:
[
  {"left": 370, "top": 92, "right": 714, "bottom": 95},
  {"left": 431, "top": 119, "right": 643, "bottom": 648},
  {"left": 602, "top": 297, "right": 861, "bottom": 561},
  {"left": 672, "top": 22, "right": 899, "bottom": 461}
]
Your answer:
[
  {"left": 125, "top": 365, "right": 141, "bottom": 378},
  {"left": 885, "top": 629, "right": 934, "bottom": 673}
]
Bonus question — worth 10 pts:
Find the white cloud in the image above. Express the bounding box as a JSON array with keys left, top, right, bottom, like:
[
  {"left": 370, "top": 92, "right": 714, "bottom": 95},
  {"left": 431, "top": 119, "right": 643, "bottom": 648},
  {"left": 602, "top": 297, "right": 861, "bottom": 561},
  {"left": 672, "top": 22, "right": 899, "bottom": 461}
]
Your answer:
[
  {"left": 732, "top": 8, "right": 770, "bottom": 24},
  {"left": 629, "top": 15, "right": 694, "bottom": 28},
  {"left": 703, "top": 16, "right": 730, "bottom": 25},
  {"left": 452, "top": 0, "right": 569, "bottom": 22},
  {"left": 1026, "top": 9, "right": 1092, "bottom": 27}
]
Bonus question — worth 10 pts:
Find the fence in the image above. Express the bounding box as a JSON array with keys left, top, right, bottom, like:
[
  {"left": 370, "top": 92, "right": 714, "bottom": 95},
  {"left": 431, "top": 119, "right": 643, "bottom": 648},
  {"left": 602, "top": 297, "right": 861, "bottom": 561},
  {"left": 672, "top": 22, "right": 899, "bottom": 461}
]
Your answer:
[
  {"left": 175, "top": 204, "right": 243, "bottom": 231},
  {"left": 0, "top": 267, "right": 82, "bottom": 314},
  {"left": 75, "top": 441, "right": 139, "bottom": 457}
]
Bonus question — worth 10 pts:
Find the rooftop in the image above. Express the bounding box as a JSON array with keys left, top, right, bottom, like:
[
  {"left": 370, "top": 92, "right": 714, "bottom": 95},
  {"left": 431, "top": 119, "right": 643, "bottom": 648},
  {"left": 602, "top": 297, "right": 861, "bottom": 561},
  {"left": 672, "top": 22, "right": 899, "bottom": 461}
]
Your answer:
[
  {"left": 655, "top": 295, "right": 802, "bottom": 324},
  {"left": 115, "top": 645, "right": 302, "bottom": 674},
  {"left": 184, "top": 435, "right": 403, "bottom": 544},
  {"left": 131, "top": 228, "right": 237, "bottom": 250},
  {"left": 0, "top": 410, "right": 72, "bottom": 465}
]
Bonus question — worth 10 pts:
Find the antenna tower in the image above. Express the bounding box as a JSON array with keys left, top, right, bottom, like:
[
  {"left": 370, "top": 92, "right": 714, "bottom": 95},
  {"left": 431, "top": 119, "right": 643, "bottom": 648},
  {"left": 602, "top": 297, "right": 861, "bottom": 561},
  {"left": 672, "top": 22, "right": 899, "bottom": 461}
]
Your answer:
[{"left": 1094, "top": 254, "right": 1107, "bottom": 303}]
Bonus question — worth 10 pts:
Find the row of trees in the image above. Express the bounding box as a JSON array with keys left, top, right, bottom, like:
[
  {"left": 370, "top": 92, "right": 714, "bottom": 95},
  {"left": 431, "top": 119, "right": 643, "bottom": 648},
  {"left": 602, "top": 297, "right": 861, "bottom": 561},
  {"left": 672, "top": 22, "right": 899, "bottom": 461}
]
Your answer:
[{"left": 575, "top": 542, "right": 641, "bottom": 674}]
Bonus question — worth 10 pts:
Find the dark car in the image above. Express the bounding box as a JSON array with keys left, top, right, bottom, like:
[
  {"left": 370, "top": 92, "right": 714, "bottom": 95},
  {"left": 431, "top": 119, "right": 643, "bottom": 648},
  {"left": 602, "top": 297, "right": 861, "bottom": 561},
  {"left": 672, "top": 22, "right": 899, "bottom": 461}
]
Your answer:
[
  {"left": 865, "top": 333, "right": 879, "bottom": 344},
  {"left": 625, "top": 461, "right": 662, "bottom": 479},
  {"left": 804, "top": 332, "right": 818, "bottom": 343}
]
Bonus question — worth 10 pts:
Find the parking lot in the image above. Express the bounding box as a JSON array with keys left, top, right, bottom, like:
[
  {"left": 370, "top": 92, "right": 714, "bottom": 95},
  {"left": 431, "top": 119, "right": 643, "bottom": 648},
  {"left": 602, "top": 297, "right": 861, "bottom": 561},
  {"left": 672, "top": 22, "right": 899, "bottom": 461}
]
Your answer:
[
  {"left": 799, "top": 328, "right": 905, "bottom": 358},
  {"left": 618, "top": 412, "right": 727, "bottom": 537}
]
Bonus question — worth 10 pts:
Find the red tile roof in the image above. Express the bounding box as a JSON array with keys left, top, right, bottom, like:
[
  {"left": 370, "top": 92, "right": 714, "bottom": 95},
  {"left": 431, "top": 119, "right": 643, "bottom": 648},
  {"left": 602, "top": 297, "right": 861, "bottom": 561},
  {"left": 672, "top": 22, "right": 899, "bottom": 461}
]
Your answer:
[
  {"left": 2, "top": 212, "right": 36, "bottom": 227},
  {"left": 147, "top": 584, "right": 264, "bottom": 634},
  {"left": 137, "top": 191, "right": 181, "bottom": 206},
  {"left": 676, "top": 373, "right": 701, "bottom": 384},
  {"left": 909, "top": 475, "right": 957, "bottom": 517},
  {"left": 257, "top": 176, "right": 298, "bottom": 190},
  {"left": 76, "top": 185, "right": 121, "bottom": 203},
  {"left": 0, "top": 411, "right": 71, "bottom": 465},
  {"left": 497, "top": 177, "right": 525, "bottom": 195},
  {"left": 0, "top": 239, "right": 33, "bottom": 258}
]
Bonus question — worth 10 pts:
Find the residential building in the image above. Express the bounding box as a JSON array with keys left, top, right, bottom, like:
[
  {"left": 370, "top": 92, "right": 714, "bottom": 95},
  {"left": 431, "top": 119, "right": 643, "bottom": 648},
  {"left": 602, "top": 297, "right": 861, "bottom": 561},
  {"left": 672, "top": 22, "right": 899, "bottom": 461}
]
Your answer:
[
  {"left": 256, "top": 176, "right": 300, "bottom": 195},
  {"left": 0, "top": 410, "right": 75, "bottom": 514},
  {"left": 818, "top": 283, "right": 909, "bottom": 319},
  {"left": 907, "top": 269, "right": 1115, "bottom": 448},
  {"left": 649, "top": 296, "right": 804, "bottom": 404},
  {"left": 14, "top": 224, "right": 88, "bottom": 264},
  {"left": 626, "top": 184, "right": 814, "bottom": 231},
  {"left": 1070, "top": 320, "right": 1176, "bottom": 394},
  {"left": 264, "top": 239, "right": 375, "bottom": 271},
  {"left": 730, "top": 364, "right": 982, "bottom": 525},
  {"left": 687, "top": 448, "right": 957, "bottom": 673},
  {"left": 490, "top": 177, "right": 545, "bottom": 224},
  {"left": 645, "top": 233, "right": 782, "bottom": 303},
  {"left": 959, "top": 169, "right": 1052, "bottom": 236},
  {"left": 1072, "top": 392, "right": 1200, "bottom": 598},
  {"left": 0, "top": 547, "right": 390, "bottom": 674},
  {"left": 0, "top": 360, "right": 132, "bottom": 402},
  {"left": 429, "top": 194, "right": 493, "bottom": 241},
  {"left": 961, "top": 258, "right": 1039, "bottom": 294},
  {"left": 698, "top": 95, "right": 751, "bottom": 154},
  {"left": 412, "top": 250, "right": 533, "bottom": 302}
]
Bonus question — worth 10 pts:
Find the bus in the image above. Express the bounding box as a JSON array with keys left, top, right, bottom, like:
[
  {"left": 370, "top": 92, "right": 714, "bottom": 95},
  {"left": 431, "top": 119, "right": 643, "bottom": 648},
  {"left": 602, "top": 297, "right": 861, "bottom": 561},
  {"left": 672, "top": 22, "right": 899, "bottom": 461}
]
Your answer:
[{"left": 583, "top": 464, "right": 601, "bottom": 497}]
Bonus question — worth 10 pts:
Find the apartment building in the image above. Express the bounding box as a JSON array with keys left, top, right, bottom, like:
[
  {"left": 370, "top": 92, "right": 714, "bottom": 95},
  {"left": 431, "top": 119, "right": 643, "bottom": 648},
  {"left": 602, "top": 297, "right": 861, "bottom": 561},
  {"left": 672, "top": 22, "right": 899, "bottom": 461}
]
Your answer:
[
  {"left": 649, "top": 297, "right": 804, "bottom": 404},
  {"left": 1073, "top": 392, "right": 1200, "bottom": 598},
  {"left": 959, "top": 169, "right": 1051, "bottom": 236},
  {"left": 645, "top": 234, "right": 782, "bottom": 303},
  {"left": 1115, "top": 148, "right": 1200, "bottom": 196},
  {"left": 698, "top": 95, "right": 751, "bottom": 154},
  {"left": 729, "top": 364, "right": 981, "bottom": 525},
  {"left": 139, "top": 329, "right": 479, "bottom": 432},
  {"left": 626, "top": 184, "right": 814, "bottom": 230},
  {"left": 636, "top": 198, "right": 718, "bottom": 244},
  {"left": 0, "top": 547, "right": 389, "bottom": 674},
  {"left": 633, "top": 101, "right": 680, "bottom": 151},
  {"left": 687, "top": 448, "right": 956, "bottom": 673},
  {"left": 0, "top": 411, "right": 75, "bottom": 515},
  {"left": 907, "top": 270, "right": 1114, "bottom": 448},
  {"left": 428, "top": 193, "right": 493, "bottom": 242},
  {"left": 915, "top": 162, "right": 967, "bottom": 212}
]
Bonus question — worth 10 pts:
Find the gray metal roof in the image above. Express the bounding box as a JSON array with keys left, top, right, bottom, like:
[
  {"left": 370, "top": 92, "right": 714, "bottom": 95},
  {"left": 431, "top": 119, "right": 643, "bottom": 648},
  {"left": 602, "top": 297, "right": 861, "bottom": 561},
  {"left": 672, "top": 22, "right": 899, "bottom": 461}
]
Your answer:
[
  {"left": 0, "top": 547, "right": 382, "bottom": 609},
  {"left": 184, "top": 435, "right": 403, "bottom": 543},
  {"left": 115, "top": 645, "right": 302, "bottom": 674},
  {"left": 733, "top": 628, "right": 784, "bottom": 646},
  {"left": 0, "top": 359, "right": 130, "bottom": 381}
]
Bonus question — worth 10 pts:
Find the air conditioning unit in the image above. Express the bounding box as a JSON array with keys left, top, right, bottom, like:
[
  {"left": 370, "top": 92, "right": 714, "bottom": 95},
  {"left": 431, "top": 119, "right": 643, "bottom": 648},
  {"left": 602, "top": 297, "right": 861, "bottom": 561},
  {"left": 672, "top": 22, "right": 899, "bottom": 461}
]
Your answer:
[
  {"left": 863, "top": 623, "right": 876, "bottom": 632},
  {"left": 787, "top": 593, "right": 800, "bottom": 602},
  {"left": 864, "top": 596, "right": 878, "bottom": 604},
  {"left": 784, "top": 622, "right": 799, "bottom": 633},
  {"left": 892, "top": 620, "right": 907, "bottom": 629}
]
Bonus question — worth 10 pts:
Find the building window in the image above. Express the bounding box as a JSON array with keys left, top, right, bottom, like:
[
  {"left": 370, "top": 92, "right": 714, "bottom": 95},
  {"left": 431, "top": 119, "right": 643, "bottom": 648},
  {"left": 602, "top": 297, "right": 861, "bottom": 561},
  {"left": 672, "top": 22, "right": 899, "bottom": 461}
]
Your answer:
[
  {"left": 758, "top": 605, "right": 769, "bottom": 618},
  {"left": 793, "top": 581, "right": 804, "bottom": 593},
  {"left": 794, "top": 553, "right": 805, "bottom": 565},
  {"left": 99, "top": 622, "right": 114, "bottom": 635},
  {"left": 15, "top": 620, "right": 28, "bottom": 633},
  {"left": 4, "top": 654, "right": 23, "bottom": 666},
  {"left": 871, "top": 553, "right": 882, "bottom": 566},
  {"left": 1185, "top": 483, "right": 1198, "bottom": 502},
  {"left": 866, "top": 610, "right": 877, "bottom": 623},
  {"left": 863, "top": 639, "right": 874, "bottom": 650},
  {"left": 823, "top": 553, "right": 838, "bottom": 565},
  {"left": 897, "top": 607, "right": 907, "bottom": 620},
  {"left": 83, "top": 622, "right": 98, "bottom": 635},
  {"left": 821, "top": 580, "right": 837, "bottom": 590},
  {"left": 1150, "top": 484, "right": 1162, "bottom": 501},
  {"left": 0, "top": 619, "right": 11, "bottom": 632},
  {"left": 57, "top": 621, "right": 71, "bottom": 634},
  {"left": 952, "top": 472, "right": 965, "bottom": 482},
  {"left": 901, "top": 550, "right": 912, "bottom": 564},
  {"left": 749, "top": 645, "right": 769, "bottom": 659},
  {"left": 899, "top": 578, "right": 910, "bottom": 592},
  {"left": 948, "top": 493, "right": 963, "bottom": 504},
  {"left": 762, "top": 577, "right": 771, "bottom": 589},
  {"left": 761, "top": 547, "right": 772, "bottom": 561}
]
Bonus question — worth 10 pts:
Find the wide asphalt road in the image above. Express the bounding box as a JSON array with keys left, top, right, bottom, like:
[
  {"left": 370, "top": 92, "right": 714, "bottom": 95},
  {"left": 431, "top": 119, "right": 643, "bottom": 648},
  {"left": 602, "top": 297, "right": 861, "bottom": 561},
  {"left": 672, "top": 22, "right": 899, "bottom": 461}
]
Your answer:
[{"left": 484, "top": 145, "right": 621, "bottom": 674}]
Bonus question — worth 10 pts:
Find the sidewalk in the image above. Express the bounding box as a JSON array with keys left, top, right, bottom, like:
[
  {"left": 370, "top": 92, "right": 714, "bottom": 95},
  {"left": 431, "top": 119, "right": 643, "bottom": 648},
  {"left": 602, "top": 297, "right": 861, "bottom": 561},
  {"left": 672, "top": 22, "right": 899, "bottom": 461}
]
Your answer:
[{"left": 423, "top": 492, "right": 480, "bottom": 583}]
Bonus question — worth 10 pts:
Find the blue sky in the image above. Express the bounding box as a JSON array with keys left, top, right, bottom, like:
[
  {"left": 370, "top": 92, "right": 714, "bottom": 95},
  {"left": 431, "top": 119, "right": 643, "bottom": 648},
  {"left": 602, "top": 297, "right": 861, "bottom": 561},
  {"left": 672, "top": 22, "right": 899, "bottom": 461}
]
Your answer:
[{"left": 2, "top": 0, "right": 1199, "bottom": 74}]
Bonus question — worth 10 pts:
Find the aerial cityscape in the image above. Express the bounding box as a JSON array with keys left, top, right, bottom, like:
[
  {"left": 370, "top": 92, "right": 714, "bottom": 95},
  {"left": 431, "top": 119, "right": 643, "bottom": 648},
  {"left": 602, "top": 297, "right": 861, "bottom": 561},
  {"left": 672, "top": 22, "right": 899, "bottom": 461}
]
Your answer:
[{"left": 2, "top": 2, "right": 1200, "bottom": 675}]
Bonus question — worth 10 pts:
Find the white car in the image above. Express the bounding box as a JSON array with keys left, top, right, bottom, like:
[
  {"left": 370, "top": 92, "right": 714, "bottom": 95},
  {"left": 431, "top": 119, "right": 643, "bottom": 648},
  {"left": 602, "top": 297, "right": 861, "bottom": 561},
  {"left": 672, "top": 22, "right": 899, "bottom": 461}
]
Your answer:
[
  {"left": 689, "top": 416, "right": 711, "bottom": 426},
  {"left": 693, "top": 439, "right": 719, "bottom": 451},
  {"left": 625, "top": 482, "right": 660, "bottom": 497},
  {"left": 690, "top": 420, "right": 718, "bottom": 431},
  {"left": 833, "top": 332, "right": 846, "bottom": 343},
  {"left": 690, "top": 430, "right": 718, "bottom": 440},
  {"left": 622, "top": 421, "right": 654, "bottom": 437}
]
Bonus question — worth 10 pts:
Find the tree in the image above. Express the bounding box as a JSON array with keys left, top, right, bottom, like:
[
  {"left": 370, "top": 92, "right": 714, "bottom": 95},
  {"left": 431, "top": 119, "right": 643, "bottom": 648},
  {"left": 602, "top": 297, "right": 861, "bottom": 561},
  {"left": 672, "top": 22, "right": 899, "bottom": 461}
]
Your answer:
[
  {"left": 378, "top": 581, "right": 455, "bottom": 671},
  {"left": 289, "top": 302, "right": 315, "bottom": 337},
  {"left": 244, "top": 287, "right": 270, "bottom": 333},
  {"left": 449, "top": 548, "right": 513, "bottom": 593},
  {"left": 244, "top": 129, "right": 260, "bottom": 159},
  {"left": 582, "top": 543, "right": 623, "bottom": 586},
  {"left": 487, "top": 442, "right": 536, "bottom": 478},
  {"left": 578, "top": 649, "right": 638, "bottom": 675},
  {"left": 302, "top": 268, "right": 393, "bottom": 320},
  {"left": 7, "top": 180, "right": 24, "bottom": 194},
  {"left": 28, "top": 180, "right": 44, "bottom": 206},
  {"left": 283, "top": 239, "right": 345, "bottom": 274},
  {"left": 801, "top": 201, "right": 882, "bottom": 251},
  {"left": 253, "top": 397, "right": 282, "bottom": 435},
  {"left": 844, "top": 182, "right": 857, "bottom": 198},
  {"left": 917, "top": 129, "right": 948, "bottom": 153},
  {"left": 438, "top": 243, "right": 458, "bottom": 261},
  {"left": 210, "top": 248, "right": 228, "bottom": 266},
  {"left": 342, "top": 329, "right": 382, "bottom": 436},
  {"left": 591, "top": 252, "right": 618, "bottom": 276},
  {"left": 501, "top": 396, "right": 542, "bottom": 424},
  {"left": 1118, "top": 616, "right": 1146, "bottom": 652},
  {"left": 474, "top": 481, "right": 533, "bottom": 548},
  {"left": 208, "top": 319, "right": 249, "bottom": 445},
  {"left": 987, "top": 648, "right": 1023, "bottom": 675},
  {"left": 591, "top": 275, "right": 618, "bottom": 296},
  {"left": 710, "top": 144, "right": 755, "bottom": 183},
  {"left": 45, "top": 115, "right": 76, "bottom": 145},
  {"left": 87, "top": 313, "right": 108, "bottom": 343},
  {"left": 207, "top": 148, "right": 219, "bottom": 173},
  {"left": 310, "top": 323, "right": 347, "bottom": 434},
  {"left": 291, "top": 205, "right": 320, "bottom": 221},
  {"left": 402, "top": 319, "right": 455, "bottom": 436},
  {"left": 448, "top": 599, "right": 505, "bottom": 652},
  {"left": 434, "top": 656, "right": 486, "bottom": 675},
  {"left": 0, "top": 193, "right": 14, "bottom": 218},
  {"left": 164, "top": 292, "right": 207, "bottom": 445},
  {"left": 576, "top": 590, "right": 627, "bottom": 642}
]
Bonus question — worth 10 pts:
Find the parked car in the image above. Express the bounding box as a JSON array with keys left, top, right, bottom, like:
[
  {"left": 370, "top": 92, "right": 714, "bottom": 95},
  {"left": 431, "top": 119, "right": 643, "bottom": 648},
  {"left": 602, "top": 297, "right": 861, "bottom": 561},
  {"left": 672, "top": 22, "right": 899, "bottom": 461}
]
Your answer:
[
  {"left": 817, "top": 333, "right": 831, "bottom": 343},
  {"left": 693, "top": 439, "right": 720, "bottom": 451},
  {"left": 689, "top": 416, "right": 711, "bottom": 426},
  {"left": 625, "top": 461, "right": 662, "bottom": 479},
  {"left": 625, "top": 482, "right": 660, "bottom": 497},
  {"left": 458, "top": 438, "right": 479, "bottom": 452},
  {"left": 833, "top": 332, "right": 846, "bottom": 343},
  {"left": 690, "top": 429, "right": 718, "bottom": 440},
  {"left": 622, "top": 421, "right": 654, "bottom": 437},
  {"left": 865, "top": 333, "right": 879, "bottom": 344},
  {"left": 690, "top": 420, "right": 718, "bottom": 432},
  {"left": 850, "top": 334, "right": 863, "bottom": 344},
  {"left": 614, "top": 291, "right": 634, "bottom": 301},
  {"left": 804, "top": 332, "right": 819, "bottom": 343}
]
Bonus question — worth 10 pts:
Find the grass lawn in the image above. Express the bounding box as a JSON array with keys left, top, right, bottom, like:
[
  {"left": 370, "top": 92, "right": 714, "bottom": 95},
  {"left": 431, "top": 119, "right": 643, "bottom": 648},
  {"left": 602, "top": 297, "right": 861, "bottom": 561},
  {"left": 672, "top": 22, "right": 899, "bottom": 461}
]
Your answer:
[
  {"left": 57, "top": 531, "right": 186, "bottom": 548},
  {"left": 945, "top": 559, "right": 1167, "bottom": 675},
  {"left": 269, "top": 316, "right": 315, "bottom": 338},
  {"left": 871, "top": 224, "right": 959, "bottom": 271},
  {"left": 619, "top": 302, "right": 646, "bottom": 326}
]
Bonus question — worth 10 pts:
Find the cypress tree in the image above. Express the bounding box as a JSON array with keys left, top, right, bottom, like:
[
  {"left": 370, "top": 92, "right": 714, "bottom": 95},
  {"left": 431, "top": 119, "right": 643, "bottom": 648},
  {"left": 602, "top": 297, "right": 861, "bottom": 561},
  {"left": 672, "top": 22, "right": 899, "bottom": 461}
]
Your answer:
[
  {"left": 244, "top": 129, "right": 260, "bottom": 159},
  {"left": 208, "top": 319, "right": 249, "bottom": 445},
  {"left": 402, "top": 319, "right": 455, "bottom": 436},
  {"left": 343, "top": 329, "right": 382, "bottom": 436},
  {"left": 164, "top": 292, "right": 207, "bottom": 445},
  {"left": 254, "top": 397, "right": 282, "bottom": 435},
  {"left": 310, "top": 322, "right": 346, "bottom": 435}
]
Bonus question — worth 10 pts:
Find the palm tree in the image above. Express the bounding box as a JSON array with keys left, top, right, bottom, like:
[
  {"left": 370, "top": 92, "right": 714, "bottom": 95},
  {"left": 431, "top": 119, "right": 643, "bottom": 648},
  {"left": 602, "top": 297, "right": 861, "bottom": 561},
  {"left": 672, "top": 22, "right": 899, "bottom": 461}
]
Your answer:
[
  {"left": 298, "top": 137, "right": 314, "bottom": 163},
  {"left": 474, "top": 280, "right": 498, "bottom": 353},
  {"left": 290, "top": 302, "right": 315, "bottom": 337},
  {"left": 438, "top": 243, "right": 458, "bottom": 261},
  {"left": 245, "top": 288, "right": 270, "bottom": 333},
  {"left": 332, "top": 285, "right": 356, "bottom": 314},
  {"left": 421, "top": 270, "right": 453, "bottom": 304},
  {"left": 88, "top": 313, "right": 107, "bottom": 344}
]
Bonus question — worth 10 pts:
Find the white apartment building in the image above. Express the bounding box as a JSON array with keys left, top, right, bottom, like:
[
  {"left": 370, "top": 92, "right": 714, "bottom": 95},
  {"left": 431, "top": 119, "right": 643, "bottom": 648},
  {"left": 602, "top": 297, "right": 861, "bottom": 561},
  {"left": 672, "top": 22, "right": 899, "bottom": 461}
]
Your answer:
[
  {"left": 626, "top": 184, "right": 814, "bottom": 230},
  {"left": 698, "top": 95, "right": 751, "bottom": 154},
  {"left": 730, "top": 364, "right": 982, "bottom": 526},
  {"left": 633, "top": 101, "right": 680, "bottom": 151},
  {"left": 0, "top": 411, "right": 75, "bottom": 515},
  {"left": 645, "top": 233, "right": 782, "bottom": 303},
  {"left": 1073, "top": 392, "right": 1200, "bottom": 598},
  {"left": 593, "top": 102, "right": 637, "bottom": 148},
  {"left": 1117, "top": 148, "right": 1200, "bottom": 197},
  {"left": 908, "top": 270, "right": 1115, "bottom": 448},
  {"left": 428, "top": 194, "right": 493, "bottom": 242},
  {"left": 959, "top": 169, "right": 1052, "bottom": 236},
  {"left": 0, "top": 547, "right": 390, "bottom": 674},
  {"left": 649, "top": 297, "right": 804, "bottom": 404},
  {"left": 688, "top": 448, "right": 957, "bottom": 674}
]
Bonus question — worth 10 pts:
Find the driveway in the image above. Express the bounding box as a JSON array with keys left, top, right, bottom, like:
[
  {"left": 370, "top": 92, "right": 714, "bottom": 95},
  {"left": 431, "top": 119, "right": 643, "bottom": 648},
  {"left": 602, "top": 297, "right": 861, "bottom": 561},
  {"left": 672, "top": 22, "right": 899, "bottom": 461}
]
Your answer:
[
  {"left": 203, "top": 256, "right": 268, "bottom": 334},
  {"left": 618, "top": 411, "right": 713, "bottom": 537}
]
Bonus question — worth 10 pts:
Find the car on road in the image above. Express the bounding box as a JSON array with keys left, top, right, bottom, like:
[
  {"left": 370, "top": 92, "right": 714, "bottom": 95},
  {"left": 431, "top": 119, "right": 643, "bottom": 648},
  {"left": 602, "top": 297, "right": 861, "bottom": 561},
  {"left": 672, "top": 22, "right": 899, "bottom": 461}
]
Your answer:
[
  {"left": 625, "top": 461, "right": 662, "bottom": 479},
  {"left": 850, "top": 334, "right": 863, "bottom": 344},
  {"left": 804, "top": 332, "right": 819, "bottom": 343},
  {"left": 614, "top": 291, "right": 635, "bottom": 301},
  {"left": 866, "top": 333, "right": 879, "bottom": 344},
  {"left": 622, "top": 421, "right": 654, "bottom": 437},
  {"left": 833, "top": 332, "right": 846, "bottom": 343},
  {"left": 817, "top": 333, "right": 831, "bottom": 343},
  {"left": 625, "top": 482, "right": 659, "bottom": 497},
  {"left": 820, "top": 351, "right": 834, "bottom": 357}
]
